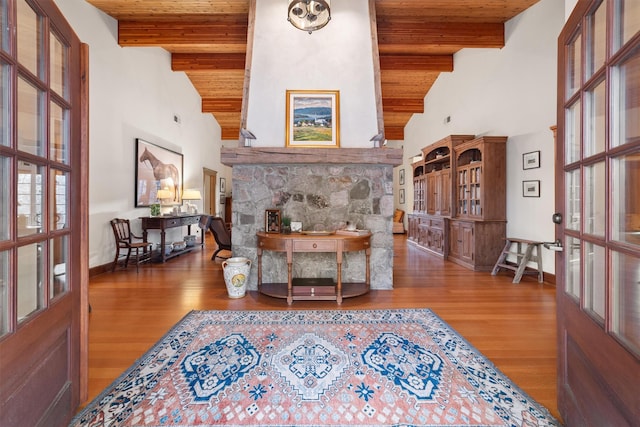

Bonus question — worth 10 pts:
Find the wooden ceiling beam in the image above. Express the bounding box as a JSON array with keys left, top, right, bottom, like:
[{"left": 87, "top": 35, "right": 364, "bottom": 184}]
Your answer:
[
  {"left": 202, "top": 97, "right": 243, "bottom": 113},
  {"left": 172, "top": 53, "right": 246, "bottom": 71},
  {"left": 384, "top": 126, "right": 405, "bottom": 141},
  {"left": 379, "top": 54, "right": 453, "bottom": 72},
  {"left": 377, "top": 20, "right": 504, "bottom": 49},
  {"left": 118, "top": 16, "right": 248, "bottom": 46},
  {"left": 382, "top": 98, "right": 424, "bottom": 113}
]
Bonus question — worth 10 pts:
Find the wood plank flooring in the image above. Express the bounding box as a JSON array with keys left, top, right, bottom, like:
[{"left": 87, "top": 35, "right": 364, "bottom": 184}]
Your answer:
[{"left": 86, "top": 234, "right": 560, "bottom": 421}]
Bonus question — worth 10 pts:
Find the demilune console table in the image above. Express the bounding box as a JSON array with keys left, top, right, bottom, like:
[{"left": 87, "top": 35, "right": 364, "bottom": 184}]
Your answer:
[
  {"left": 256, "top": 231, "right": 371, "bottom": 304},
  {"left": 140, "top": 214, "right": 203, "bottom": 262}
]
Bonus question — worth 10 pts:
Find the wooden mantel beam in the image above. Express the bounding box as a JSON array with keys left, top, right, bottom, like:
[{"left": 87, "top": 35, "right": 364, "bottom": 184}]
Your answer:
[
  {"left": 221, "top": 147, "right": 403, "bottom": 166},
  {"left": 118, "top": 16, "right": 248, "bottom": 47}
]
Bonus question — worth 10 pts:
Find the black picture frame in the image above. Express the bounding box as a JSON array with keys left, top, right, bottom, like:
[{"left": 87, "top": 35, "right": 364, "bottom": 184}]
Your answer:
[
  {"left": 220, "top": 177, "right": 226, "bottom": 195},
  {"left": 523, "top": 180, "right": 541, "bottom": 197},
  {"left": 135, "top": 138, "right": 183, "bottom": 207},
  {"left": 522, "top": 150, "right": 541, "bottom": 170},
  {"left": 266, "top": 209, "right": 281, "bottom": 233},
  {"left": 399, "top": 188, "right": 405, "bottom": 204},
  {"left": 399, "top": 168, "right": 405, "bottom": 186}
]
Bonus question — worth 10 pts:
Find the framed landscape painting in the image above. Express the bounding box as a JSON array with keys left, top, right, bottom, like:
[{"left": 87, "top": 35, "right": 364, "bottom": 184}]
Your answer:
[
  {"left": 136, "top": 138, "right": 183, "bottom": 207},
  {"left": 285, "top": 90, "right": 340, "bottom": 148}
]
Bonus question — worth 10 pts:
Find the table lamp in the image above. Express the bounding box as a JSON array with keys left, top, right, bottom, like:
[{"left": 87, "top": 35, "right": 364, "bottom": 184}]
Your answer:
[
  {"left": 156, "top": 189, "right": 173, "bottom": 215},
  {"left": 182, "top": 189, "right": 202, "bottom": 214}
]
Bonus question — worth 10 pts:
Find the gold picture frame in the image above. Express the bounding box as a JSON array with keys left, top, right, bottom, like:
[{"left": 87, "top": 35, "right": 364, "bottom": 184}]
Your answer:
[{"left": 285, "top": 90, "right": 340, "bottom": 148}]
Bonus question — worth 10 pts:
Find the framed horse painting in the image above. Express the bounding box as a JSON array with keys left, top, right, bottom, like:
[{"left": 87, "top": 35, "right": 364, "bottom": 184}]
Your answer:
[{"left": 135, "top": 139, "right": 184, "bottom": 207}]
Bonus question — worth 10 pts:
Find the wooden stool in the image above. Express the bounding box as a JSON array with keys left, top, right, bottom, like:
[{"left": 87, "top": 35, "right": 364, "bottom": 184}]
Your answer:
[{"left": 491, "top": 238, "right": 543, "bottom": 283}]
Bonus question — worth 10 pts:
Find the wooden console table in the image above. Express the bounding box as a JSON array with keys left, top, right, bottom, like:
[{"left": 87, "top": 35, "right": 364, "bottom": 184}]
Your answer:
[
  {"left": 256, "top": 231, "right": 371, "bottom": 304},
  {"left": 140, "top": 214, "right": 203, "bottom": 262}
]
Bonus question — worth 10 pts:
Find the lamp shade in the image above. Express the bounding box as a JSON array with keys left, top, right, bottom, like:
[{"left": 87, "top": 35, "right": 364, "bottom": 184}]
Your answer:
[
  {"left": 156, "top": 189, "right": 172, "bottom": 201},
  {"left": 182, "top": 189, "right": 202, "bottom": 200},
  {"left": 288, "top": 0, "right": 330, "bottom": 34}
]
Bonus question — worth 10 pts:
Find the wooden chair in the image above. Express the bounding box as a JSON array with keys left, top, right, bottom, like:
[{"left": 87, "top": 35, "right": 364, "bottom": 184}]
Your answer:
[
  {"left": 110, "top": 218, "right": 153, "bottom": 271},
  {"left": 208, "top": 216, "right": 232, "bottom": 260}
]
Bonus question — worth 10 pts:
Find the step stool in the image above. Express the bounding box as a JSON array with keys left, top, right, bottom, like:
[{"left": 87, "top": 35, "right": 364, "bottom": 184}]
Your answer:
[{"left": 491, "top": 238, "right": 543, "bottom": 283}]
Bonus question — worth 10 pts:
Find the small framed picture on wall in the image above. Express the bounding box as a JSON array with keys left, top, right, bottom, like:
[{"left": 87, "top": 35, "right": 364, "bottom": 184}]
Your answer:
[
  {"left": 523, "top": 180, "right": 541, "bottom": 197},
  {"left": 522, "top": 150, "right": 540, "bottom": 170}
]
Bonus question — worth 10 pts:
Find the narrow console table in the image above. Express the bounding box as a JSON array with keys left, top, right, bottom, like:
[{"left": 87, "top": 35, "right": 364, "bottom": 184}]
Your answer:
[
  {"left": 256, "top": 231, "right": 371, "bottom": 304},
  {"left": 140, "top": 214, "right": 203, "bottom": 262}
]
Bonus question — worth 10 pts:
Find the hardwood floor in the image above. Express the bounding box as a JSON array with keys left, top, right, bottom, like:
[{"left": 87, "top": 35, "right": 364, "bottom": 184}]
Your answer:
[{"left": 86, "top": 234, "right": 560, "bottom": 421}]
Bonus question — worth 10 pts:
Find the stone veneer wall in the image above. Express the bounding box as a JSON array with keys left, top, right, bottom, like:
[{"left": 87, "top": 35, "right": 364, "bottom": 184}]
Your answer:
[{"left": 229, "top": 163, "right": 395, "bottom": 290}]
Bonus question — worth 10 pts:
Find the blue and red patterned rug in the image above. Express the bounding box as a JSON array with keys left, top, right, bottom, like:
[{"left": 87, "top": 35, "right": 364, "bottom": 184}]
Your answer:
[{"left": 71, "top": 309, "right": 559, "bottom": 426}]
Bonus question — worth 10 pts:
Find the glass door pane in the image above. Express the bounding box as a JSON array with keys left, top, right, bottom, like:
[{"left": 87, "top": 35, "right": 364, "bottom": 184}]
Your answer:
[
  {"left": 0, "top": 0, "right": 8, "bottom": 53},
  {"left": 50, "top": 169, "right": 67, "bottom": 230},
  {"left": 612, "top": 51, "right": 640, "bottom": 149},
  {"left": 0, "top": 250, "right": 7, "bottom": 336},
  {"left": 584, "top": 242, "right": 606, "bottom": 322},
  {"left": 50, "top": 31, "right": 68, "bottom": 100},
  {"left": 0, "top": 156, "right": 8, "bottom": 240},
  {"left": 1, "top": 61, "right": 9, "bottom": 147},
  {"left": 612, "top": 150, "right": 640, "bottom": 246},
  {"left": 566, "top": 169, "right": 581, "bottom": 230},
  {"left": 566, "top": 101, "right": 581, "bottom": 164},
  {"left": 17, "top": 0, "right": 43, "bottom": 78},
  {"left": 17, "top": 161, "right": 43, "bottom": 237},
  {"left": 614, "top": 0, "right": 640, "bottom": 50},
  {"left": 567, "top": 33, "right": 582, "bottom": 98},
  {"left": 585, "top": 79, "right": 606, "bottom": 156},
  {"left": 50, "top": 235, "right": 67, "bottom": 298},
  {"left": 565, "top": 236, "right": 581, "bottom": 299},
  {"left": 17, "top": 77, "right": 44, "bottom": 156},
  {"left": 586, "top": 1, "right": 606, "bottom": 79},
  {"left": 50, "top": 101, "right": 69, "bottom": 164},
  {"left": 585, "top": 161, "right": 606, "bottom": 236},
  {"left": 17, "top": 241, "right": 44, "bottom": 322}
]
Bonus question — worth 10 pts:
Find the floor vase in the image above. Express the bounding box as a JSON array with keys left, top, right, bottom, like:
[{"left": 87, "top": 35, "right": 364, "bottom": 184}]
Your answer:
[{"left": 221, "top": 257, "right": 251, "bottom": 298}]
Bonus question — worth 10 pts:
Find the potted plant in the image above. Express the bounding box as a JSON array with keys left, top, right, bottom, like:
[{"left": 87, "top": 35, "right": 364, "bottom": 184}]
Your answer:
[{"left": 281, "top": 217, "right": 291, "bottom": 234}]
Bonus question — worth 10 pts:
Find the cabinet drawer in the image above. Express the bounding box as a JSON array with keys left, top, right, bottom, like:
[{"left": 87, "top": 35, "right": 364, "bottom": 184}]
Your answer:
[{"left": 293, "top": 239, "right": 337, "bottom": 252}]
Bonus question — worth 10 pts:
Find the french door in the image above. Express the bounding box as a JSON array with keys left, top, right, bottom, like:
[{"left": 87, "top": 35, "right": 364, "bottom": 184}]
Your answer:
[
  {"left": 0, "top": 0, "right": 86, "bottom": 426},
  {"left": 557, "top": 0, "right": 639, "bottom": 425}
]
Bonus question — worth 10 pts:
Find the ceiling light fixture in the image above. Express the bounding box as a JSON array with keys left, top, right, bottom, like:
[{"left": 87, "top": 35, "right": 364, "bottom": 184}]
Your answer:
[{"left": 288, "top": 0, "right": 331, "bottom": 34}]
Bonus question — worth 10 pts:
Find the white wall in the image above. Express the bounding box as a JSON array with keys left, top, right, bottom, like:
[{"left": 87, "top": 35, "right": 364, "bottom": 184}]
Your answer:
[
  {"left": 401, "top": 0, "right": 564, "bottom": 273},
  {"left": 247, "top": 0, "right": 379, "bottom": 147},
  {"left": 54, "top": 0, "right": 229, "bottom": 268}
]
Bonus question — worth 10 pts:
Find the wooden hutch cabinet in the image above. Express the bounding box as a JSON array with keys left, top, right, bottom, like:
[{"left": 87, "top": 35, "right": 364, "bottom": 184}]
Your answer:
[{"left": 408, "top": 135, "right": 507, "bottom": 270}]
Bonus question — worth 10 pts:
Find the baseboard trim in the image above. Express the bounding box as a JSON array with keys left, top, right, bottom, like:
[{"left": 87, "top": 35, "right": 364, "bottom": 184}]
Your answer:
[{"left": 89, "top": 263, "right": 112, "bottom": 278}]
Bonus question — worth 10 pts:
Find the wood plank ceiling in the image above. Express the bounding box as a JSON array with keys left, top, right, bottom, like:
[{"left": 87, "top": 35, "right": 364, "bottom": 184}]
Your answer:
[{"left": 85, "top": 0, "right": 540, "bottom": 141}]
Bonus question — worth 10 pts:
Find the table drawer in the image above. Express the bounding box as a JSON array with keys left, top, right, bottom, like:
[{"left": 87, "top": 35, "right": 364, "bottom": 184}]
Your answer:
[
  {"left": 181, "top": 216, "right": 199, "bottom": 226},
  {"left": 293, "top": 239, "right": 337, "bottom": 252},
  {"left": 258, "top": 236, "right": 287, "bottom": 251}
]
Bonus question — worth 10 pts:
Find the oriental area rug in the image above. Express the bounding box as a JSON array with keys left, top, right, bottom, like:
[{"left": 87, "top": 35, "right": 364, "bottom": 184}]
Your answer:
[{"left": 71, "top": 309, "right": 559, "bottom": 427}]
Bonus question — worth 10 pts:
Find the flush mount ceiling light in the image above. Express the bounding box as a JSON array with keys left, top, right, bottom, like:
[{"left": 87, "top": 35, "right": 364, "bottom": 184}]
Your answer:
[{"left": 288, "top": 0, "right": 331, "bottom": 34}]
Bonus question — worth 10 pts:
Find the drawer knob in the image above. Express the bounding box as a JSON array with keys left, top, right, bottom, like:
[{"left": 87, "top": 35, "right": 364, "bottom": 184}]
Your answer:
[{"left": 313, "top": 243, "right": 318, "bottom": 249}]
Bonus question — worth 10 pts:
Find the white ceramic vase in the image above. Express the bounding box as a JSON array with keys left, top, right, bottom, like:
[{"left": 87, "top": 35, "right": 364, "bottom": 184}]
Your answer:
[{"left": 221, "top": 257, "right": 251, "bottom": 298}]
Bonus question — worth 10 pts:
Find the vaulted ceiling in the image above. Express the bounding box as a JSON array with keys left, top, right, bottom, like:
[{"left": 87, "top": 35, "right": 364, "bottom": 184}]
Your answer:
[{"left": 85, "top": 0, "right": 540, "bottom": 141}]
